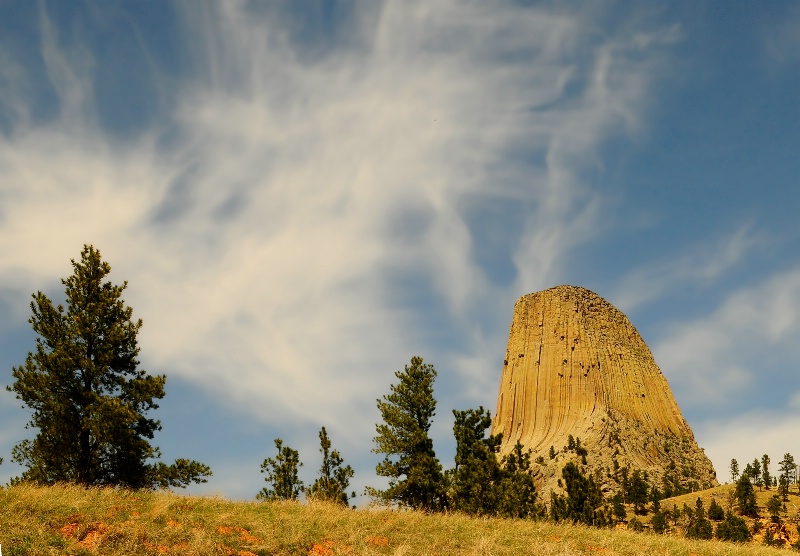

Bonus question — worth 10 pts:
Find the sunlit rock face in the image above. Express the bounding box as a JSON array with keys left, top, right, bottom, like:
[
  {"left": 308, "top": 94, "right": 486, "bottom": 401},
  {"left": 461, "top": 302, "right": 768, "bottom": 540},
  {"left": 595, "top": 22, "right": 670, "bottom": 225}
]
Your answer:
[{"left": 492, "top": 285, "right": 717, "bottom": 495}]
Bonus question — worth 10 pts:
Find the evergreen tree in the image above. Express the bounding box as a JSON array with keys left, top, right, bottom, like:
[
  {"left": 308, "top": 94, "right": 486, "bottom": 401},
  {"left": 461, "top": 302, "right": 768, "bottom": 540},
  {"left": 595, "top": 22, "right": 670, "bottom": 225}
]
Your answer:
[
  {"left": 778, "top": 453, "right": 795, "bottom": 502},
  {"left": 685, "top": 498, "right": 713, "bottom": 540},
  {"left": 611, "top": 493, "right": 626, "bottom": 523},
  {"left": 628, "top": 470, "right": 649, "bottom": 515},
  {"left": 761, "top": 454, "right": 771, "bottom": 490},
  {"left": 369, "top": 356, "right": 443, "bottom": 511},
  {"left": 766, "top": 494, "right": 783, "bottom": 523},
  {"left": 715, "top": 511, "right": 751, "bottom": 543},
  {"left": 651, "top": 509, "right": 668, "bottom": 534},
  {"left": 750, "top": 458, "right": 762, "bottom": 487},
  {"left": 307, "top": 427, "right": 354, "bottom": 505},
  {"left": 449, "top": 407, "right": 503, "bottom": 515},
  {"left": 734, "top": 474, "right": 758, "bottom": 517},
  {"left": 649, "top": 485, "right": 662, "bottom": 513},
  {"left": 8, "top": 245, "right": 210, "bottom": 489},
  {"left": 729, "top": 458, "right": 739, "bottom": 482},
  {"left": 708, "top": 497, "right": 725, "bottom": 521},
  {"left": 550, "top": 462, "right": 607, "bottom": 526},
  {"left": 258, "top": 438, "right": 304, "bottom": 501},
  {"left": 497, "top": 442, "right": 542, "bottom": 519}
]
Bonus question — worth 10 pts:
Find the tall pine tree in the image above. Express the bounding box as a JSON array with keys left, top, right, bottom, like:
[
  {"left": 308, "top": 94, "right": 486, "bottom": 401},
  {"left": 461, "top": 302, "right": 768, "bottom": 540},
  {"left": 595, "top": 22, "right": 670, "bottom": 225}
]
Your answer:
[
  {"left": 8, "top": 245, "right": 210, "bottom": 489},
  {"left": 368, "top": 356, "right": 444, "bottom": 511}
]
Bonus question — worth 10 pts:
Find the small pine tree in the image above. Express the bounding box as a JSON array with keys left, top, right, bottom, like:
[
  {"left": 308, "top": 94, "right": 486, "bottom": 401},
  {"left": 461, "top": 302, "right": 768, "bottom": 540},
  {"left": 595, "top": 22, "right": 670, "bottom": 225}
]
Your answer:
[
  {"left": 651, "top": 509, "right": 667, "bottom": 534},
  {"left": 762, "top": 454, "right": 771, "bottom": 490},
  {"left": 611, "top": 493, "right": 626, "bottom": 523},
  {"left": 778, "top": 453, "right": 795, "bottom": 502},
  {"left": 628, "top": 470, "right": 649, "bottom": 515},
  {"left": 729, "top": 458, "right": 740, "bottom": 482},
  {"left": 766, "top": 494, "right": 783, "bottom": 523},
  {"left": 685, "top": 498, "right": 713, "bottom": 540},
  {"left": 307, "top": 427, "right": 354, "bottom": 505},
  {"left": 368, "top": 356, "right": 444, "bottom": 511},
  {"left": 708, "top": 497, "right": 725, "bottom": 521},
  {"left": 751, "top": 458, "right": 762, "bottom": 487},
  {"left": 649, "top": 485, "right": 662, "bottom": 513},
  {"left": 258, "top": 438, "right": 304, "bottom": 501},
  {"left": 735, "top": 474, "right": 758, "bottom": 517},
  {"left": 715, "top": 511, "right": 751, "bottom": 543},
  {"left": 550, "top": 462, "right": 606, "bottom": 526}
]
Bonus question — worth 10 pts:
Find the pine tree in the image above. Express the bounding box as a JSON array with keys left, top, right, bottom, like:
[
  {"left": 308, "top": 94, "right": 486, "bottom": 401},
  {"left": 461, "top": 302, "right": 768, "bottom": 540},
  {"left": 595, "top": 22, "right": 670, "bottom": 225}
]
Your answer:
[
  {"left": 307, "top": 427, "right": 354, "bottom": 506},
  {"left": 369, "top": 356, "right": 444, "bottom": 511},
  {"left": 778, "top": 453, "right": 795, "bottom": 502},
  {"left": 766, "top": 494, "right": 783, "bottom": 523},
  {"left": 449, "top": 407, "right": 502, "bottom": 515},
  {"left": 497, "top": 442, "right": 542, "bottom": 519},
  {"left": 729, "top": 458, "right": 739, "bottom": 482},
  {"left": 715, "top": 511, "right": 751, "bottom": 543},
  {"left": 761, "top": 454, "right": 771, "bottom": 490},
  {"left": 735, "top": 474, "right": 758, "bottom": 517},
  {"left": 708, "top": 497, "right": 725, "bottom": 521},
  {"left": 628, "top": 470, "right": 650, "bottom": 515},
  {"left": 686, "top": 498, "right": 713, "bottom": 540},
  {"left": 651, "top": 509, "right": 668, "bottom": 533},
  {"left": 258, "top": 438, "right": 304, "bottom": 501},
  {"left": 8, "top": 245, "right": 210, "bottom": 489},
  {"left": 751, "top": 458, "right": 762, "bottom": 487},
  {"left": 551, "top": 462, "right": 606, "bottom": 526}
]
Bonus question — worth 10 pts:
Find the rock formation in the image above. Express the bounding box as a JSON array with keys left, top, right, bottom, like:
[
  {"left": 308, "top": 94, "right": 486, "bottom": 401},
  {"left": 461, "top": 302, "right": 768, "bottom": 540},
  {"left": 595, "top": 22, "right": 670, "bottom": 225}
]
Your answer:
[{"left": 491, "top": 285, "right": 717, "bottom": 496}]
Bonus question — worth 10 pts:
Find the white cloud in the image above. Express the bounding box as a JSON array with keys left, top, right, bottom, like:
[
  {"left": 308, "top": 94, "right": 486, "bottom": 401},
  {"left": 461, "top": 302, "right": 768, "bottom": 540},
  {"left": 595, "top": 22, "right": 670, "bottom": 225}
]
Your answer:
[
  {"left": 697, "top": 410, "right": 800, "bottom": 484},
  {"left": 0, "top": 1, "right": 672, "bottom": 454},
  {"left": 654, "top": 267, "right": 800, "bottom": 408},
  {"left": 613, "top": 224, "right": 763, "bottom": 312}
]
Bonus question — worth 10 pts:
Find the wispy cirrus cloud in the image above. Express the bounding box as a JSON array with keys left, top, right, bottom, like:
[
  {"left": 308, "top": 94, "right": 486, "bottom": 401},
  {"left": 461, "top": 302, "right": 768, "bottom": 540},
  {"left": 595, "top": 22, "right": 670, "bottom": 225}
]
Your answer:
[
  {"left": 654, "top": 267, "right": 800, "bottom": 411},
  {"left": 612, "top": 223, "right": 764, "bottom": 313},
  {"left": 0, "top": 1, "right": 679, "bottom": 494}
]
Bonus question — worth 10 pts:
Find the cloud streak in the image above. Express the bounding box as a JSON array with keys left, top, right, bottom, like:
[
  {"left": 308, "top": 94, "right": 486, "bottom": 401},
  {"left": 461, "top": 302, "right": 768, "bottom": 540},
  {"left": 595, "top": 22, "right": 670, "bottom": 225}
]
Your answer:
[
  {"left": 654, "top": 267, "right": 800, "bottom": 412},
  {"left": 0, "top": 1, "right": 681, "bottom": 495}
]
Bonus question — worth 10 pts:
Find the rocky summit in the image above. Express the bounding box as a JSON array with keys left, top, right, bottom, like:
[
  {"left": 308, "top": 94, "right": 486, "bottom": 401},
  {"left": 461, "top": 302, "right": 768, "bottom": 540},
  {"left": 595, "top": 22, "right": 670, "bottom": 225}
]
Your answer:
[{"left": 491, "top": 285, "right": 717, "bottom": 496}]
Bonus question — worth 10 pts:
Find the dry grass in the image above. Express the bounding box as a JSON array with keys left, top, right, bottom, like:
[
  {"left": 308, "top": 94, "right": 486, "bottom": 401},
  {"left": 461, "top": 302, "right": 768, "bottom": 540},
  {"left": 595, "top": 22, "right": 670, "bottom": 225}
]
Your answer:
[{"left": 0, "top": 483, "right": 794, "bottom": 555}]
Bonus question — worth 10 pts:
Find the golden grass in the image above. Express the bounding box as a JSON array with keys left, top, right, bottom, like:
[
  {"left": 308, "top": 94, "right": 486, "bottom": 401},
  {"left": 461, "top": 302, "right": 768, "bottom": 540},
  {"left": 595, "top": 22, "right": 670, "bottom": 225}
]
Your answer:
[{"left": 0, "top": 483, "right": 794, "bottom": 556}]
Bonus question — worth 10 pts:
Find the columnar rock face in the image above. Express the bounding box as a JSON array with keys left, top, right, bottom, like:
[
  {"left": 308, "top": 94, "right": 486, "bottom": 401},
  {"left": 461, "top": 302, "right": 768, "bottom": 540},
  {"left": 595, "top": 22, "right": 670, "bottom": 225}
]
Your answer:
[{"left": 491, "top": 285, "right": 717, "bottom": 494}]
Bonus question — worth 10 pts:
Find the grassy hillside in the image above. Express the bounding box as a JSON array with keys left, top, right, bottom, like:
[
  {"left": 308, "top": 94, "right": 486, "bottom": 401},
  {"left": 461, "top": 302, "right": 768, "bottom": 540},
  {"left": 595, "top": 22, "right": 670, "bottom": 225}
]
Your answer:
[
  {"left": 653, "top": 483, "right": 800, "bottom": 546},
  {"left": 0, "top": 483, "right": 794, "bottom": 556}
]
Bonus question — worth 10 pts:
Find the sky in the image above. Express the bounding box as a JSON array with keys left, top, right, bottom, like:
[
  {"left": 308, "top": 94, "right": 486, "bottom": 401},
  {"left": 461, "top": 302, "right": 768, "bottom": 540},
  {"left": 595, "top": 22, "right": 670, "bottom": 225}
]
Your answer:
[{"left": 1, "top": 0, "right": 800, "bottom": 502}]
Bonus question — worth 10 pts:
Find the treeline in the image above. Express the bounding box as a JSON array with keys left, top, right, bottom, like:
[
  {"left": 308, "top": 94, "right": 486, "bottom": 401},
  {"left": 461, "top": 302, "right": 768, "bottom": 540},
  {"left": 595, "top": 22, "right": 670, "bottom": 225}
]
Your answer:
[
  {"left": 6, "top": 246, "right": 800, "bottom": 548},
  {"left": 260, "top": 355, "right": 800, "bottom": 550}
]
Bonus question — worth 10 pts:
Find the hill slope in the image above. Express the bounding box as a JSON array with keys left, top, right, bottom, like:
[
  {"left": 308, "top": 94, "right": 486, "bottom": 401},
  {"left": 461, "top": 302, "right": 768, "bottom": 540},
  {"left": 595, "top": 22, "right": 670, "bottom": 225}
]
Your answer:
[{"left": 0, "top": 483, "right": 791, "bottom": 556}]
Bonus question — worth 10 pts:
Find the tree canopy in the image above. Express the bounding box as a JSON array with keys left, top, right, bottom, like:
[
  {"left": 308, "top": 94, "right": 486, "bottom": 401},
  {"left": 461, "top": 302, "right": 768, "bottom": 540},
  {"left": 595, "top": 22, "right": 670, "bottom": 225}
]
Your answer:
[
  {"left": 258, "top": 438, "right": 304, "bottom": 501},
  {"left": 8, "top": 245, "right": 210, "bottom": 489},
  {"left": 306, "top": 427, "right": 354, "bottom": 506},
  {"left": 369, "top": 356, "right": 444, "bottom": 511}
]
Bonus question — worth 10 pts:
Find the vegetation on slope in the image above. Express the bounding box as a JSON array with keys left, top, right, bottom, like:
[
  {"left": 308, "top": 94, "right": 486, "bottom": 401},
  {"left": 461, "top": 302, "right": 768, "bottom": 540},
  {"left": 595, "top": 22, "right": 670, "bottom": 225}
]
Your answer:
[{"left": 0, "top": 483, "right": 794, "bottom": 556}]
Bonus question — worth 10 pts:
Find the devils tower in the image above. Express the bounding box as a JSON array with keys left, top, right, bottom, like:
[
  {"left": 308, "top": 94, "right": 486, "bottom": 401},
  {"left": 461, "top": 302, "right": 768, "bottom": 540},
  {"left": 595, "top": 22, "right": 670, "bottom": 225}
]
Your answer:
[{"left": 491, "top": 285, "right": 717, "bottom": 495}]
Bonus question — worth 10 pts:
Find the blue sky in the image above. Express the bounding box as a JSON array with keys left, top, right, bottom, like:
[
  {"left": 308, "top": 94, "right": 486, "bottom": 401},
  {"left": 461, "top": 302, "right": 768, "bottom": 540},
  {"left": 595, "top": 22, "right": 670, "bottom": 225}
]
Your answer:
[{"left": 1, "top": 1, "right": 800, "bottom": 501}]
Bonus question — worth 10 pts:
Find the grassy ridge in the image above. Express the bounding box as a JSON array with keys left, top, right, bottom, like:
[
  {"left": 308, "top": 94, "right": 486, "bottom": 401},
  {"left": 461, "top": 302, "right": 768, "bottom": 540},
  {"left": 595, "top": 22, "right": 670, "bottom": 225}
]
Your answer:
[{"left": 0, "top": 483, "right": 791, "bottom": 556}]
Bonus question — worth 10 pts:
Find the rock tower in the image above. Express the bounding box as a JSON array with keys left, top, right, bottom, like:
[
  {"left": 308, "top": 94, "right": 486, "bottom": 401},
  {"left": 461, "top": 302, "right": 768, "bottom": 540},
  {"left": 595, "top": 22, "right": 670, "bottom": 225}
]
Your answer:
[{"left": 492, "top": 285, "right": 717, "bottom": 495}]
